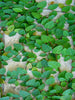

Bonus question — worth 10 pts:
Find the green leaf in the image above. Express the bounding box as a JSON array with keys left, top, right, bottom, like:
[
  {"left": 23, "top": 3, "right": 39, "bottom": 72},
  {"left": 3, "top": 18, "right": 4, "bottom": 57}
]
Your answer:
[
  {"left": 71, "top": 6, "right": 75, "bottom": 11},
  {"left": 53, "top": 45, "right": 63, "bottom": 54},
  {"left": 26, "top": 25, "right": 35, "bottom": 32},
  {"left": 26, "top": 16, "right": 34, "bottom": 23},
  {"left": 15, "top": 81, "right": 19, "bottom": 86},
  {"left": 63, "top": 31, "right": 69, "bottom": 36},
  {"left": 32, "top": 71, "right": 41, "bottom": 78},
  {"left": 16, "top": 16, "right": 25, "bottom": 22},
  {"left": 36, "top": 61, "right": 42, "bottom": 68},
  {"left": 27, "top": 58, "right": 35, "bottom": 63},
  {"left": 26, "top": 79, "right": 36, "bottom": 87},
  {"left": 1, "top": 61, "right": 8, "bottom": 65},
  {"left": 8, "top": 25, "right": 14, "bottom": 32},
  {"left": 62, "top": 89, "right": 73, "bottom": 96},
  {"left": 41, "top": 59, "right": 48, "bottom": 67},
  {"left": 32, "top": 89, "right": 40, "bottom": 96},
  {"left": 46, "top": 77, "right": 55, "bottom": 85},
  {"left": 0, "top": 21, "right": 7, "bottom": 27},
  {"left": 5, "top": 46, "right": 12, "bottom": 52},
  {"left": 36, "top": 95, "right": 43, "bottom": 100},
  {"left": 48, "top": 61, "right": 61, "bottom": 70},
  {"left": 65, "top": 72, "right": 73, "bottom": 80},
  {"left": 13, "top": 43, "right": 24, "bottom": 51},
  {"left": 38, "top": 84, "right": 45, "bottom": 90},
  {"left": 0, "top": 68, "right": 6, "bottom": 75},
  {"left": 62, "top": 6, "right": 70, "bottom": 12},
  {"left": 0, "top": 42, "right": 4, "bottom": 50},
  {"left": 13, "top": 55, "right": 21, "bottom": 62},
  {"left": 48, "top": 4, "right": 58, "bottom": 10},
  {"left": 37, "top": 1, "right": 47, "bottom": 8},
  {"left": 20, "top": 75, "right": 30, "bottom": 81},
  {"left": 41, "top": 18, "right": 48, "bottom": 25},
  {"left": 32, "top": 12, "right": 42, "bottom": 19},
  {"left": 19, "top": 36, "right": 26, "bottom": 43},
  {"left": 39, "top": 53, "right": 46, "bottom": 57},
  {"left": 41, "top": 35, "right": 50, "bottom": 43},
  {"left": 54, "top": 85, "right": 63, "bottom": 93},
  {"left": 72, "top": 83, "right": 75, "bottom": 90},
  {"left": 18, "top": 30, "right": 26, "bottom": 35},
  {"left": 0, "top": 34, "right": 3, "bottom": 38},
  {"left": 8, "top": 79, "right": 16, "bottom": 84},
  {"left": 2, "top": 55, "right": 9, "bottom": 61},
  {"left": 41, "top": 71, "right": 50, "bottom": 78},
  {"left": 9, "top": 31, "right": 16, "bottom": 36},
  {"left": 71, "top": 62, "right": 75, "bottom": 67},
  {"left": 61, "top": 82, "right": 67, "bottom": 87},
  {"left": 42, "top": 44, "right": 52, "bottom": 52},
  {"left": 19, "top": 90, "right": 30, "bottom": 98},
  {"left": 0, "top": 97, "right": 9, "bottom": 100},
  {"left": 13, "top": 8, "right": 23, "bottom": 12},
  {"left": 66, "top": 0, "right": 72, "bottom": 5},
  {"left": 61, "top": 95, "right": 72, "bottom": 100},
  {"left": 45, "top": 21, "right": 54, "bottom": 29},
  {"left": 17, "top": 68, "right": 27, "bottom": 75},
  {"left": 52, "top": 96, "right": 61, "bottom": 99}
]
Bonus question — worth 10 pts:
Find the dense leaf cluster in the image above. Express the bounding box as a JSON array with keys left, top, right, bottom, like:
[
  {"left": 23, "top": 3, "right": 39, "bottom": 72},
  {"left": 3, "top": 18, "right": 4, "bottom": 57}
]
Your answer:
[{"left": 0, "top": 0, "right": 75, "bottom": 100}]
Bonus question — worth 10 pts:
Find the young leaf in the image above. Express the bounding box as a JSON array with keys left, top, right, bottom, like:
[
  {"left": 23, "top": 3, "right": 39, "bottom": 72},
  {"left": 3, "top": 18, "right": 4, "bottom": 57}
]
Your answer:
[
  {"left": 42, "top": 44, "right": 52, "bottom": 52},
  {"left": 0, "top": 68, "right": 6, "bottom": 75},
  {"left": 26, "top": 79, "right": 36, "bottom": 87},
  {"left": 71, "top": 62, "right": 75, "bottom": 67},
  {"left": 53, "top": 45, "right": 63, "bottom": 54},
  {"left": 63, "top": 31, "right": 69, "bottom": 36},
  {"left": 9, "top": 31, "right": 16, "bottom": 36},
  {"left": 26, "top": 25, "right": 35, "bottom": 32},
  {"left": 48, "top": 4, "right": 58, "bottom": 10},
  {"left": 48, "top": 61, "right": 61, "bottom": 70},
  {"left": 62, "top": 6, "right": 70, "bottom": 12},
  {"left": 18, "top": 30, "right": 26, "bottom": 35},
  {"left": 41, "top": 71, "right": 51, "bottom": 78},
  {"left": 31, "top": 12, "right": 42, "bottom": 19},
  {"left": 17, "top": 68, "right": 27, "bottom": 75},
  {"left": 13, "top": 8, "right": 23, "bottom": 12},
  {"left": 8, "top": 79, "right": 16, "bottom": 84},
  {"left": 5, "top": 46, "right": 12, "bottom": 52},
  {"left": 0, "top": 97, "right": 9, "bottom": 100},
  {"left": 71, "top": 6, "right": 75, "bottom": 11},
  {"left": 7, "top": 25, "right": 14, "bottom": 32},
  {"left": 32, "top": 89, "right": 40, "bottom": 96},
  {"left": 72, "top": 83, "right": 75, "bottom": 90},
  {"left": 66, "top": 0, "right": 72, "bottom": 5},
  {"left": 37, "top": 1, "right": 47, "bottom": 8},
  {"left": 2, "top": 55, "right": 9, "bottom": 61},
  {"left": 19, "top": 90, "right": 30, "bottom": 98},
  {"left": 32, "top": 71, "right": 41, "bottom": 78},
  {"left": 46, "top": 77, "right": 55, "bottom": 85},
  {"left": 13, "top": 55, "right": 21, "bottom": 62},
  {"left": 65, "top": 72, "right": 73, "bottom": 80},
  {"left": 0, "top": 34, "right": 3, "bottom": 38},
  {"left": 26, "top": 16, "right": 34, "bottom": 23},
  {"left": 38, "top": 84, "right": 45, "bottom": 90},
  {"left": 0, "top": 42, "right": 4, "bottom": 50},
  {"left": 45, "top": 21, "right": 54, "bottom": 29},
  {"left": 13, "top": 44, "right": 24, "bottom": 51},
  {"left": 41, "top": 35, "right": 50, "bottom": 43}
]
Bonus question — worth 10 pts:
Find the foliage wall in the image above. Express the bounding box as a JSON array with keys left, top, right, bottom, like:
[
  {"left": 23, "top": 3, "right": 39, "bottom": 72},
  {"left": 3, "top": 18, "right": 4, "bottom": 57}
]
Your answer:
[{"left": 0, "top": 0, "right": 75, "bottom": 100}]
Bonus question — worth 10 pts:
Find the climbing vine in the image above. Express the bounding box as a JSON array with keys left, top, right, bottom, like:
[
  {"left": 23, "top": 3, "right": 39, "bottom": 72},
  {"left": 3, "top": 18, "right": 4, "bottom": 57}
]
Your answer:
[{"left": 0, "top": 0, "right": 75, "bottom": 100}]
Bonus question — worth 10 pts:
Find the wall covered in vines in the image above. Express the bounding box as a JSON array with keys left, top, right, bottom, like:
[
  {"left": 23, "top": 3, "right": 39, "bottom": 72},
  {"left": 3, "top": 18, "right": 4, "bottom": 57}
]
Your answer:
[{"left": 0, "top": 0, "right": 75, "bottom": 100}]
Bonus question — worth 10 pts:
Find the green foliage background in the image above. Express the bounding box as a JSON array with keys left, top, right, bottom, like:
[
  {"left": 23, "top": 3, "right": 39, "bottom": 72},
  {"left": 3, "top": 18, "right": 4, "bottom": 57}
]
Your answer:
[{"left": 0, "top": 0, "right": 75, "bottom": 100}]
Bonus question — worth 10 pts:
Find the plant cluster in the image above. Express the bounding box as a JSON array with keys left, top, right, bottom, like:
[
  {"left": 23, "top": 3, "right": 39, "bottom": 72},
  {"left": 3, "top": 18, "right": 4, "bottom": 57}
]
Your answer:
[{"left": 0, "top": 0, "right": 75, "bottom": 100}]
